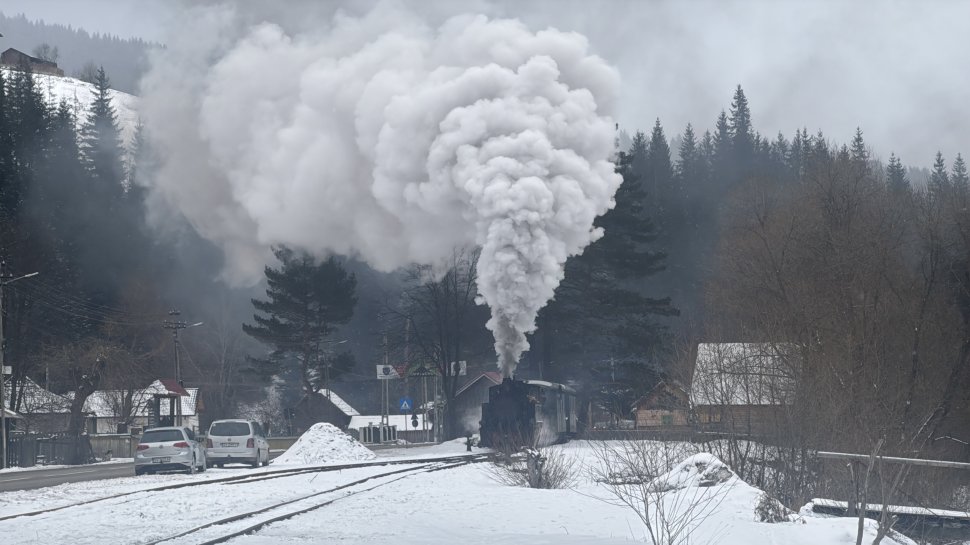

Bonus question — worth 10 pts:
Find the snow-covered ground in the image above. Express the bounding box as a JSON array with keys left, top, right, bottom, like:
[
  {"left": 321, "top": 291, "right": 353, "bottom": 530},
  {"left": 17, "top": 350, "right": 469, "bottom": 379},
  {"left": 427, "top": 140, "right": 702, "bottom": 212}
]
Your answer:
[
  {"left": 0, "top": 458, "right": 132, "bottom": 474},
  {"left": 0, "top": 440, "right": 919, "bottom": 545}
]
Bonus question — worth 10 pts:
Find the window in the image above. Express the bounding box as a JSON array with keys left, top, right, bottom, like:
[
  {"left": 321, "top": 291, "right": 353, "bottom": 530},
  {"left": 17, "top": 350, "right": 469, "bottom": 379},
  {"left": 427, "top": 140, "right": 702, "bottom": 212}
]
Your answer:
[
  {"left": 141, "top": 429, "right": 184, "bottom": 443},
  {"left": 210, "top": 421, "right": 252, "bottom": 436},
  {"left": 661, "top": 414, "right": 674, "bottom": 426}
]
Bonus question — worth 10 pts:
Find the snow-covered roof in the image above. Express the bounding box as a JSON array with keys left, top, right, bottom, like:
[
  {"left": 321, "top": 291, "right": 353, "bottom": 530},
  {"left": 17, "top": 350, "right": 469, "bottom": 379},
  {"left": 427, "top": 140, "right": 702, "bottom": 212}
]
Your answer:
[
  {"left": 316, "top": 389, "right": 360, "bottom": 416},
  {"left": 690, "top": 343, "right": 796, "bottom": 406},
  {"left": 455, "top": 372, "right": 503, "bottom": 397},
  {"left": 347, "top": 415, "right": 432, "bottom": 430},
  {"left": 84, "top": 380, "right": 200, "bottom": 418},
  {"left": 3, "top": 377, "right": 73, "bottom": 414}
]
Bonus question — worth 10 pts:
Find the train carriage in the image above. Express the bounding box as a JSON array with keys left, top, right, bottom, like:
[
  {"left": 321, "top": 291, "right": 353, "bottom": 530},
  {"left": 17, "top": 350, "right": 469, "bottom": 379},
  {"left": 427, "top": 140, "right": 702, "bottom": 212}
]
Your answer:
[{"left": 479, "top": 378, "right": 578, "bottom": 449}]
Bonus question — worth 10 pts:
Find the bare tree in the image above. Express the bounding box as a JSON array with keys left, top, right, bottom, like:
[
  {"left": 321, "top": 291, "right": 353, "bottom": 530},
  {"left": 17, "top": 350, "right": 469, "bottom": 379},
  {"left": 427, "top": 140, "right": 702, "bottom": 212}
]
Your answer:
[
  {"left": 589, "top": 440, "right": 732, "bottom": 545},
  {"left": 387, "top": 248, "right": 489, "bottom": 439}
]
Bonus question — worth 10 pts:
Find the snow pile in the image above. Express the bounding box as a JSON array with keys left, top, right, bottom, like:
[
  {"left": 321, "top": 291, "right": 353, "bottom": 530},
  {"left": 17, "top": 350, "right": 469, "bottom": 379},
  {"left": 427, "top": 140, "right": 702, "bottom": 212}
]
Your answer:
[
  {"left": 649, "top": 452, "right": 735, "bottom": 492},
  {"left": 272, "top": 423, "right": 376, "bottom": 465}
]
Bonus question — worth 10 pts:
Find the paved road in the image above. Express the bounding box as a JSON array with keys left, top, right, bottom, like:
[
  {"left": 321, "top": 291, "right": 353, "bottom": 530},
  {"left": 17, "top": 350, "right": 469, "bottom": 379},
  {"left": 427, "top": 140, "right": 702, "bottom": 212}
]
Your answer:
[{"left": 0, "top": 462, "right": 134, "bottom": 492}]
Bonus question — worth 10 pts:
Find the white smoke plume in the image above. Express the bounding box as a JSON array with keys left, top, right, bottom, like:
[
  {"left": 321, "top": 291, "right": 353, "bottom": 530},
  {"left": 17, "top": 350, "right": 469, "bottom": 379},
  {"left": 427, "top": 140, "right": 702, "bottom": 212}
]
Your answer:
[{"left": 139, "top": 2, "right": 622, "bottom": 377}]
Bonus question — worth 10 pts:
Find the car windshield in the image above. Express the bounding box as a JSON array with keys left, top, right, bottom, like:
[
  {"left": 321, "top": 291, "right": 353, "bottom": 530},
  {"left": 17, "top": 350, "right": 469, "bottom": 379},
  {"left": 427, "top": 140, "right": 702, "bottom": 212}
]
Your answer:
[
  {"left": 210, "top": 422, "right": 251, "bottom": 436},
  {"left": 141, "top": 430, "right": 184, "bottom": 443}
]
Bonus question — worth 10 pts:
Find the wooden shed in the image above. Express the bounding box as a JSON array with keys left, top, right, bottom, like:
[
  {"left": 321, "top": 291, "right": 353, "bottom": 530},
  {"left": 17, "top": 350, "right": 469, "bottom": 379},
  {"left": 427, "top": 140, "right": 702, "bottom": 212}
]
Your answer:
[{"left": 631, "top": 381, "right": 691, "bottom": 429}]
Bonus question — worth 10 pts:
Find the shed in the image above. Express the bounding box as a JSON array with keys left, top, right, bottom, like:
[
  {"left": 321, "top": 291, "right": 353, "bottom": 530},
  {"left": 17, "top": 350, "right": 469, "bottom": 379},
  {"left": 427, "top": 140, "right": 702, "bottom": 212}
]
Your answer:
[
  {"left": 0, "top": 48, "right": 65, "bottom": 76},
  {"left": 290, "top": 389, "right": 360, "bottom": 435},
  {"left": 451, "top": 371, "right": 503, "bottom": 435},
  {"left": 631, "top": 381, "right": 691, "bottom": 429}
]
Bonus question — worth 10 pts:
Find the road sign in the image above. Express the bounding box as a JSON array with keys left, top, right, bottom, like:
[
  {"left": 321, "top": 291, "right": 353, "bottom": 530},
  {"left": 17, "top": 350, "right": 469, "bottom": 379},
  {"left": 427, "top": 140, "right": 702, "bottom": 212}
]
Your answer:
[
  {"left": 449, "top": 361, "right": 467, "bottom": 376},
  {"left": 376, "top": 365, "right": 400, "bottom": 380},
  {"left": 1, "top": 366, "right": 10, "bottom": 375},
  {"left": 411, "top": 415, "right": 419, "bottom": 428},
  {"left": 399, "top": 397, "right": 413, "bottom": 412}
]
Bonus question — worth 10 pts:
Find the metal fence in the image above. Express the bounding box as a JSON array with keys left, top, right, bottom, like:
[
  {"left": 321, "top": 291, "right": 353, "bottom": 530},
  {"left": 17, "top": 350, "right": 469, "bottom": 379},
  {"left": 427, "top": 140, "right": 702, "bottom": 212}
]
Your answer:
[{"left": 6, "top": 434, "right": 94, "bottom": 467}]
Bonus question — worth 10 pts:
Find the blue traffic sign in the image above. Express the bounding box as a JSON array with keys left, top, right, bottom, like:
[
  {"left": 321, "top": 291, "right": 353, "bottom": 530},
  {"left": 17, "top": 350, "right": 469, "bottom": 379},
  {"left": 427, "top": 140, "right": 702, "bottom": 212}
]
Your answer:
[{"left": 399, "top": 397, "right": 413, "bottom": 412}]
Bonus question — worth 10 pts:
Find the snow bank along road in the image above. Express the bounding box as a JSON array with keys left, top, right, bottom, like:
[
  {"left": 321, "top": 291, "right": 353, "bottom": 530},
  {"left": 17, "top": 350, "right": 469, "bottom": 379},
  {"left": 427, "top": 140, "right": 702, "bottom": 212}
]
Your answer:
[
  {"left": 0, "top": 460, "right": 134, "bottom": 492},
  {"left": 0, "top": 453, "right": 493, "bottom": 545}
]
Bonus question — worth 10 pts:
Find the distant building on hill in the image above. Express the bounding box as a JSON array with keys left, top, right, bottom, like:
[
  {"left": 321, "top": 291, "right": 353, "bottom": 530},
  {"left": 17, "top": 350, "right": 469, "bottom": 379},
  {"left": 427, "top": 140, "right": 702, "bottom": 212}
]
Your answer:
[{"left": 1, "top": 47, "right": 65, "bottom": 76}]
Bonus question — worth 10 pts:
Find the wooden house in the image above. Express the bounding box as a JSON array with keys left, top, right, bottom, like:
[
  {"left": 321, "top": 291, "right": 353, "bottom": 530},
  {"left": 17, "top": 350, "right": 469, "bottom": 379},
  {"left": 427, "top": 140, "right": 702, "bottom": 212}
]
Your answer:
[
  {"left": 1, "top": 48, "right": 65, "bottom": 76},
  {"left": 631, "top": 381, "right": 690, "bottom": 429},
  {"left": 452, "top": 371, "right": 503, "bottom": 435},
  {"left": 689, "top": 343, "right": 795, "bottom": 437}
]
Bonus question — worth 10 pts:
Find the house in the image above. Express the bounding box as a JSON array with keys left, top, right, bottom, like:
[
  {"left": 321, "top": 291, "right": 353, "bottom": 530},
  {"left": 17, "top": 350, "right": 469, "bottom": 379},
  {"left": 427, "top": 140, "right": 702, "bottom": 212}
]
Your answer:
[
  {"left": 2, "top": 377, "right": 77, "bottom": 434},
  {"left": 84, "top": 379, "right": 202, "bottom": 435},
  {"left": 451, "top": 371, "right": 503, "bottom": 435},
  {"left": 289, "top": 389, "right": 360, "bottom": 435},
  {"left": 1, "top": 48, "right": 65, "bottom": 76},
  {"left": 631, "top": 381, "right": 690, "bottom": 429},
  {"left": 689, "top": 343, "right": 795, "bottom": 437}
]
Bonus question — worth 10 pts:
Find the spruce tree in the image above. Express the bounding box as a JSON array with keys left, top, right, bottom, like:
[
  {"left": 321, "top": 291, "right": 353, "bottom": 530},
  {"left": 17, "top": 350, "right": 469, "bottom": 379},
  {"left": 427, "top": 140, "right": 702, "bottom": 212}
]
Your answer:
[
  {"left": 886, "top": 153, "right": 909, "bottom": 193},
  {"left": 81, "top": 66, "right": 124, "bottom": 203},
  {"left": 850, "top": 127, "right": 869, "bottom": 174},
  {"left": 676, "top": 123, "right": 699, "bottom": 184},
  {"left": 952, "top": 153, "right": 969, "bottom": 189},
  {"left": 712, "top": 110, "right": 733, "bottom": 184},
  {"left": 729, "top": 85, "right": 754, "bottom": 176},
  {"left": 930, "top": 152, "right": 949, "bottom": 200},
  {"left": 646, "top": 118, "right": 673, "bottom": 199},
  {"left": 244, "top": 247, "right": 357, "bottom": 396}
]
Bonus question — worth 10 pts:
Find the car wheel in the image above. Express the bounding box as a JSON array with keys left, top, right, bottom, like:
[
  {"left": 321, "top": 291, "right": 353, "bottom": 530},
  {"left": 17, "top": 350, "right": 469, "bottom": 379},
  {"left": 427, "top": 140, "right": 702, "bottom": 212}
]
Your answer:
[
  {"left": 217, "top": 463, "right": 224, "bottom": 468},
  {"left": 135, "top": 467, "right": 146, "bottom": 476},
  {"left": 188, "top": 456, "right": 197, "bottom": 475},
  {"left": 251, "top": 450, "right": 260, "bottom": 469}
]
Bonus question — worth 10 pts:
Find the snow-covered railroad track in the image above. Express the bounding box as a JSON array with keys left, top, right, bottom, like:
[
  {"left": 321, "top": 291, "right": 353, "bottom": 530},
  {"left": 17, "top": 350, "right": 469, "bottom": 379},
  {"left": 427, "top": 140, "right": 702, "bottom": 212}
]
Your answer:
[
  {"left": 185, "top": 458, "right": 486, "bottom": 545},
  {"left": 0, "top": 453, "right": 493, "bottom": 523}
]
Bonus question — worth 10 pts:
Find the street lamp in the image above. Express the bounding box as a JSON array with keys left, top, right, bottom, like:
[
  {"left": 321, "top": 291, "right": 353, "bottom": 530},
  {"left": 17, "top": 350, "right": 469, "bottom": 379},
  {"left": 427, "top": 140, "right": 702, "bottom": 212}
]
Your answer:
[
  {"left": 162, "top": 313, "right": 203, "bottom": 426},
  {"left": 1, "top": 269, "right": 39, "bottom": 469}
]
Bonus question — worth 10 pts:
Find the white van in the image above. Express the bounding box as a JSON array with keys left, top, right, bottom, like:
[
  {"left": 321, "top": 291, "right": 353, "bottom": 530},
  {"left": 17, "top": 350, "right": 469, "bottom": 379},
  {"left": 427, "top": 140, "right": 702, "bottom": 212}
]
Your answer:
[{"left": 205, "top": 419, "right": 270, "bottom": 468}]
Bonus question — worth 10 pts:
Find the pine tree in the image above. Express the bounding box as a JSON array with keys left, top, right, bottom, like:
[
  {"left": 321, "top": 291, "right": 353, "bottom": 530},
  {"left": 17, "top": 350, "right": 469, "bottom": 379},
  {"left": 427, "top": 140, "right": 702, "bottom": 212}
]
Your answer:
[
  {"left": 886, "top": 153, "right": 909, "bottom": 193},
  {"left": 676, "top": 123, "right": 699, "bottom": 183},
  {"left": 712, "top": 110, "right": 733, "bottom": 183},
  {"left": 850, "top": 127, "right": 869, "bottom": 174},
  {"left": 81, "top": 66, "right": 124, "bottom": 202},
  {"left": 930, "top": 152, "right": 949, "bottom": 200},
  {"left": 729, "top": 85, "right": 754, "bottom": 176},
  {"left": 952, "top": 153, "right": 969, "bottom": 189},
  {"left": 646, "top": 118, "right": 673, "bottom": 199},
  {"left": 244, "top": 247, "right": 358, "bottom": 396}
]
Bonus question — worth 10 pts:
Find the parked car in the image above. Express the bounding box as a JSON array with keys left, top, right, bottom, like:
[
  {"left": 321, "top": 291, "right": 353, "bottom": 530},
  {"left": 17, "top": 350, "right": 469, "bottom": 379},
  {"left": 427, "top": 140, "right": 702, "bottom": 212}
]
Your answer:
[
  {"left": 135, "top": 426, "right": 207, "bottom": 475},
  {"left": 205, "top": 419, "right": 270, "bottom": 468}
]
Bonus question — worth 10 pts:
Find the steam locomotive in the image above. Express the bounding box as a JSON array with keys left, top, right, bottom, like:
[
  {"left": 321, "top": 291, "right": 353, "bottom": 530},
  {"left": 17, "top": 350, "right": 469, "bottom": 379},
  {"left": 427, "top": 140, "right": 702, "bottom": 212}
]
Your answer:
[{"left": 479, "top": 378, "right": 578, "bottom": 449}]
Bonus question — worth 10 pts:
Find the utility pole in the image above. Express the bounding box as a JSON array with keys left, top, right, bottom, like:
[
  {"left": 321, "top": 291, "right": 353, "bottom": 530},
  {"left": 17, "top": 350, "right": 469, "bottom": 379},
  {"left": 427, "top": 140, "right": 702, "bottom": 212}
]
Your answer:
[
  {"left": 162, "top": 310, "right": 202, "bottom": 427},
  {"left": 0, "top": 261, "right": 39, "bottom": 469}
]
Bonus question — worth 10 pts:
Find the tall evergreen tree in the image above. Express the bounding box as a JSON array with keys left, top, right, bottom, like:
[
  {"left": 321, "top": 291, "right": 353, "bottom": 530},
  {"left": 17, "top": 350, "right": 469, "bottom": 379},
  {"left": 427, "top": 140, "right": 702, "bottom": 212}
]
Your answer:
[
  {"left": 712, "top": 110, "right": 733, "bottom": 184},
  {"left": 81, "top": 66, "right": 124, "bottom": 202},
  {"left": 243, "top": 247, "right": 357, "bottom": 397},
  {"left": 850, "top": 127, "right": 869, "bottom": 174},
  {"left": 952, "top": 153, "right": 969, "bottom": 189},
  {"left": 646, "top": 118, "right": 673, "bottom": 200},
  {"left": 729, "top": 85, "right": 754, "bottom": 176},
  {"left": 886, "top": 153, "right": 909, "bottom": 193},
  {"left": 930, "top": 151, "right": 949, "bottom": 200}
]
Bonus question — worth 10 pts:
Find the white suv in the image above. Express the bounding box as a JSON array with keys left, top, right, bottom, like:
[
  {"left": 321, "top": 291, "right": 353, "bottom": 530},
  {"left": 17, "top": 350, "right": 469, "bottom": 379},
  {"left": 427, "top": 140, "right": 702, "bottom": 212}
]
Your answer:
[{"left": 205, "top": 419, "right": 270, "bottom": 468}]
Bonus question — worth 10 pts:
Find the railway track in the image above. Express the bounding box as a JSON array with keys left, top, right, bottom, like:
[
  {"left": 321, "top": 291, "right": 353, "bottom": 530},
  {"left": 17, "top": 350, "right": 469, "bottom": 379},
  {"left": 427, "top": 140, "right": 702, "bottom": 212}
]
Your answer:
[{"left": 0, "top": 452, "right": 493, "bottom": 523}]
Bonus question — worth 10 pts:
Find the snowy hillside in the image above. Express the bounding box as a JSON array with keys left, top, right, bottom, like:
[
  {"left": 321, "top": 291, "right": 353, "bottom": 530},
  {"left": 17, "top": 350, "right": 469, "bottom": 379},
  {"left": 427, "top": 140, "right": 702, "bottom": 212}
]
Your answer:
[{"left": 1, "top": 68, "right": 139, "bottom": 150}]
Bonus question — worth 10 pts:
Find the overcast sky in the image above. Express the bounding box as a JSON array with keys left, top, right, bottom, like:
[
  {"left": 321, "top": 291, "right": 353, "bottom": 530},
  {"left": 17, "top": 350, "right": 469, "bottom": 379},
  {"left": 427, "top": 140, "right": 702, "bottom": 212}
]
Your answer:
[{"left": 3, "top": 0, "right": 968, "bottom": 166}]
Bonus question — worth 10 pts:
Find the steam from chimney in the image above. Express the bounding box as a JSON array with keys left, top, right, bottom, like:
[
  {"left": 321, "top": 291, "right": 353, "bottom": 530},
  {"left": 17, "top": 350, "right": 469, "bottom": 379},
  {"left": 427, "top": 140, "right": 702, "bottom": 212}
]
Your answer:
[{"left": 139, "top": 3, "right": 622, "bottom": 377}]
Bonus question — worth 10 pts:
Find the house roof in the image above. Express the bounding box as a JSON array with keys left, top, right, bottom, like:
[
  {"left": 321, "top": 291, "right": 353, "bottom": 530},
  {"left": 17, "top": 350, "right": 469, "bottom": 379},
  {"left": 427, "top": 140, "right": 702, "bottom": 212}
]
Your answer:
[
  {"left": 690, "top": 343, "right": 796, "bottom": 406},
  {"left": 1, "top": 407, "right": 21, "bottom": 419},
  {"left": 631, "top": 381, "right": 689, "bottom": 410},
  {"left": 84, "top": 380, "right": 200, "bottom": 418},
  {"left": 152, "top": 379, "right": 190, "bottom": 397},
  {"left": 456, "top": 372, "right": 503, "bottom": 397},
  {"left": 3, "top": 377, "right": 73, "bottom": 414},
  {"left": 348, "top": 414, "right": 432, "bottom": 430},
  {"left": 316, "top": 389, "right": 360, "bottom": 416}
]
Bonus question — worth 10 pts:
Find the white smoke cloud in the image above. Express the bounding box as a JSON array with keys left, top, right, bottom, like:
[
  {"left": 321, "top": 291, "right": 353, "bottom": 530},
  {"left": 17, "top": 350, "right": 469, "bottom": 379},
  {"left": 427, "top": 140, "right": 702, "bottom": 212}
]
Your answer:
[{"left": 139, "top": 2, "right": 622, "bottom": 376}]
